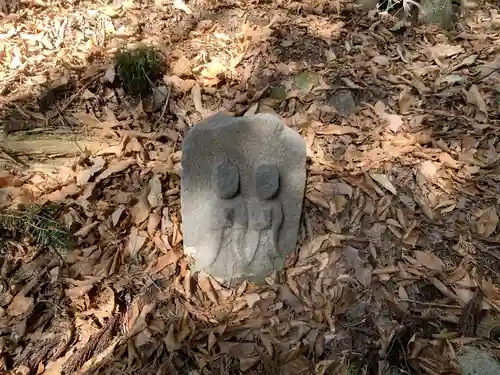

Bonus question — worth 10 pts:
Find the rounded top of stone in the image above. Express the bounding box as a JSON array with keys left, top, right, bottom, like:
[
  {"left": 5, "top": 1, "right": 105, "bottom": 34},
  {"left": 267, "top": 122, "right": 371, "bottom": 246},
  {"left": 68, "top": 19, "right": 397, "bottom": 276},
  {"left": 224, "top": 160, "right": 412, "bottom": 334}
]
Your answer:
[
  {"left": 254, "top": 164, "right": 279, "bottom": 200},
  {"left": 212, "top": 159, "right": 239, "bottom": 199}
]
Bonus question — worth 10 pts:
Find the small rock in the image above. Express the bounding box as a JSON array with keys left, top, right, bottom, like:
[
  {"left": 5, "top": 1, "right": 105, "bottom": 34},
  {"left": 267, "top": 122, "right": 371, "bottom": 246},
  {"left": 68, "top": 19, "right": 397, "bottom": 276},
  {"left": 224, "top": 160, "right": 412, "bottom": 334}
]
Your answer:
[
  {"left": 328, "top": 90, "right": 356, "bottom": 117},
  {"left": 458, "top": 347, "right": 500, "bottom": 375}
]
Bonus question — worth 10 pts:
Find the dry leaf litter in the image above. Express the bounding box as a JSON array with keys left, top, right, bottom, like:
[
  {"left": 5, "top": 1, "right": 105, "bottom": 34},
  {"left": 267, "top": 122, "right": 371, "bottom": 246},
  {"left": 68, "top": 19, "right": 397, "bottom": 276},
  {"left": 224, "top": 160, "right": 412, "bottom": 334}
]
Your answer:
[{"left": 2, "top": 0, "right": 500, "bottom": 373}]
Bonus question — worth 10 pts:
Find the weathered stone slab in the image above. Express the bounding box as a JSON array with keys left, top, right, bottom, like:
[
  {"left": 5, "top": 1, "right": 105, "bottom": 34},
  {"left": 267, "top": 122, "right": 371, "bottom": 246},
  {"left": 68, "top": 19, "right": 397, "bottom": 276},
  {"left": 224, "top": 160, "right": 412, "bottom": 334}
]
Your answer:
[
  {"left": 458, "top": 346, "right": 500, "bottom": 375},
  {"left": 181, "top": 113, "right": 306, "bottom": 283}
]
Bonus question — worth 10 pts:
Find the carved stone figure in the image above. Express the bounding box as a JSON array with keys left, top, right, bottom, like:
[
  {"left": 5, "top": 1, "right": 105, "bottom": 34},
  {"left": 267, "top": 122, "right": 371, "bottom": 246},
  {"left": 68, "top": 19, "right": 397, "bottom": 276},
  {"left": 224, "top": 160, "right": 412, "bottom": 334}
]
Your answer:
[
  {"left": 181, "top": 113, "right": 306, "bottom": 283},
  {"left": 246, "top": 164, "right": 283, "bottom": 274},
  {"left": 207, "top": 157, "right": 247, "bottom": 277}
]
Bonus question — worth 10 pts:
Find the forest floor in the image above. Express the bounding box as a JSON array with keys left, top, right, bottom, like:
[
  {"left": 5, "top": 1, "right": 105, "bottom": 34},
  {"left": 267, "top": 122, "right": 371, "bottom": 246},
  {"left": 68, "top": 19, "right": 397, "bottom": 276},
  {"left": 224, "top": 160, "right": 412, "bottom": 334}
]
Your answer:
[{"left": 1, "top": 0, "right": 500, "bottom": 374}]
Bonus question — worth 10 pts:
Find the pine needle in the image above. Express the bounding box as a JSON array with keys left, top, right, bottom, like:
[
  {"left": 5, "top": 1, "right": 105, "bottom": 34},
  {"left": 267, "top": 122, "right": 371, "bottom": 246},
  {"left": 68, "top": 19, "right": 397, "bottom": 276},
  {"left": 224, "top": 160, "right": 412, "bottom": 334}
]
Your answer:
[{"left": 0, "top": 204, "right": 72, "bottom": 258}]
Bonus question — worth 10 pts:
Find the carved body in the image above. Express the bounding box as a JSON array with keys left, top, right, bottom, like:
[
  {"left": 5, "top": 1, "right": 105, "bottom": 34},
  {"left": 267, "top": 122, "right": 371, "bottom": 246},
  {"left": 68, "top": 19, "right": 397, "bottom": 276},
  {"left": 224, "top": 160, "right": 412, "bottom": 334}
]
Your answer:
[{"left": 181, "top": 113, "right": 306, "bottom": 283}]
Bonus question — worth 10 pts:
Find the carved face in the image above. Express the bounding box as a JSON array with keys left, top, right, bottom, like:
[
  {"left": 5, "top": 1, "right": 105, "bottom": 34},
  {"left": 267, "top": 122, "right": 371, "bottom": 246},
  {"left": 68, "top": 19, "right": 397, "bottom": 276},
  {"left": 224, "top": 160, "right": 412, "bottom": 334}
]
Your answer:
[
  {"left": 254, "top": 164, "right": 279, "bottom": 200},
  {"left": 212, "top": 159, "right": 239, "bottom": 199}
]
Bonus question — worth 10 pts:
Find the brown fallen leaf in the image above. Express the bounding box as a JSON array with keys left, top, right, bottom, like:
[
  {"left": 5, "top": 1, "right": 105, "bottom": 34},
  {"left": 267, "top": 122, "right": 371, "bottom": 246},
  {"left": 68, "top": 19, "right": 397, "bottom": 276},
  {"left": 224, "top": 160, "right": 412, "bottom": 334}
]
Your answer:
[
  {"left": 150, "top": 251, "right": 181, "bottom": 273},
  {"left": 65, "top": 284, "right": 94, "bottom": 299},
  {"left": 383, "top": 113, "right": 403, "bottom": 133},
  {"left": 191, "top": 84, "right": 206, "bottom": 116},
  {"left": 147, "top": 212, "right": 161, "bottom": 237},
  {"left": 95, "top": 159, "right": 136, "bottom": 183},
  {"left": 240, "top": 356, "right": 260, "bottom": 372},
  {"left": 369, "top": 173, "right": 397, "bottom": 195},
  {"left": 132, "top": 196, "right": 150, "bottom": 225},
  {"left": 171, "top": 55, "right": 192, "bottom": 77},
  {"left": 7, "top": 293, "right": 33, "bottom": 316},
  {"left": 198, "top": 271, "right": 218, "bottom": 304},
  {"left": 476, "top": 207, "right": 499, "bottom": 237},
  {"left": 414, "top": 250, "right": 444, "bottom": 272},
  {"left": 244, "top": 293, "right": 261, "bottom": 309},
  {"left": 466, "top": 84, "right": 488, "bottom": 123},
  {"left": 439, "top": 153, "right": 459, "bottom": 169},
  {"left": 111, "top": 205, "right": 126, "bottom": 227},
  {"left": 77, "top": 156, "right": 106, "bottom": 186},
  {"left": 126, "top": 228, "right": 147, "bottom": 257},
  {"left": 315, "top": 181, "right": 353, "bottom": 197},
  {"left": 315, "top": 124, "right": 359, "bottom": 135},
  {"left": 73, "top": 112, "right": 101, "bottom": 127},
  {"left": 74, "top": 221, "right": 99, "bottom": 236},
  {"left": 164, "top": 75, "right": 195, "bottom": 93},
  {"left": 147, "top": 174, "right": 163, "bottom": 208}
]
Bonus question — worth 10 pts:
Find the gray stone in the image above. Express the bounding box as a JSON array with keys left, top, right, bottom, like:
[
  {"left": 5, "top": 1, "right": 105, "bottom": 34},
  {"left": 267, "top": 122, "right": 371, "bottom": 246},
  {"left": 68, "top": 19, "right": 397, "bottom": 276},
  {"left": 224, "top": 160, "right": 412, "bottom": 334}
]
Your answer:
[
  {"left": 329, "top": 89, "right": 356, "bottom": 117},
  {"left": 458, "top": 346, "right": 500, "bottom": 375},
  {"left": 181, "top": 113, "right": 306, "bottom": 283},
  {"left": 419, "top": 0, "right": 454, "bottom": 30}
]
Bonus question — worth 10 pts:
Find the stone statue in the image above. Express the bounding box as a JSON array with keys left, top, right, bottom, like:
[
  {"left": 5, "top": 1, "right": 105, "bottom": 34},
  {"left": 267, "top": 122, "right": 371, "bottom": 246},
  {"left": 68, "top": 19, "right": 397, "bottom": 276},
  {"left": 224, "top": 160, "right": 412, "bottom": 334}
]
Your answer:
[{"left": 181, "top": 113, "right": 306, "bottom": 283}]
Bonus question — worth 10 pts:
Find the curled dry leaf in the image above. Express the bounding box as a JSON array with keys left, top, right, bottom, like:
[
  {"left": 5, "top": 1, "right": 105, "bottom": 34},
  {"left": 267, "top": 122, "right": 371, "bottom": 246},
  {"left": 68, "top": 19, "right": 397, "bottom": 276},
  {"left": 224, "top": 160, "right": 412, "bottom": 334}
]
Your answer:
[
  {"left": 476, "top": 207, "right": 498, "bottom": 237},
  {"left": 191, "top": 84, "right": 206, "bottom": 116},
  {"left": 171, "top": 55, "right": 192, "bottom": 77},
  {"left": 466, "top": 84, "right": 488, "bottom": 123},
  {"left": 148, "top": 174, "right": 163, "bottom": 208}
]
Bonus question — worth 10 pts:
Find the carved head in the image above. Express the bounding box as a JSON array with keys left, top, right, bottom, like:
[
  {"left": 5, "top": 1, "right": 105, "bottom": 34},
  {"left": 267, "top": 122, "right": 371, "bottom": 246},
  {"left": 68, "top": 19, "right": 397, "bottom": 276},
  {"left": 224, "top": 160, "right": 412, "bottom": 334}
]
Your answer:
[
  {"left": 212, "top": 158, "right": 239, "bottom": 199},
  {"left": 254, "top": 164, "right": 280, "bottom": 200}
]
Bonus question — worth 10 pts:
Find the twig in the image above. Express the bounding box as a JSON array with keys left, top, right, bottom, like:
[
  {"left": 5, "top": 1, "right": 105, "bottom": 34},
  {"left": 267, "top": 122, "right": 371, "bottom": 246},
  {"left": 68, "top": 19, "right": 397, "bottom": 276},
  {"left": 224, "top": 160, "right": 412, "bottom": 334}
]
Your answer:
[
  {"left": 399, "top": 299, "right": 462, "bottom": 309},
  {"left": 0, "top": 146, "right": 27, "bottom": 167},
  {"left": 57, "top": 76, "right": 99, "bottom": 115},
  {"left": 0, "top": 213, "right": 68, "bottom": 235},
  {"left": 472, "top": 65, "right": 500, "bottom": 84},
  {"left": 156, "top": 81, "right": 171, "bottom": 126},
  {"left": 55, "top": 107, "right": 84, "bottom": 153},
  {"left": 479, "top": 247, "right": 500, "bottom": 264},
  {"left": 140, "top": 66, "right": 164, "bottom": 96}
]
